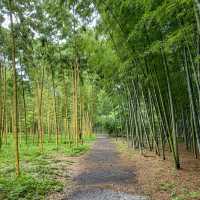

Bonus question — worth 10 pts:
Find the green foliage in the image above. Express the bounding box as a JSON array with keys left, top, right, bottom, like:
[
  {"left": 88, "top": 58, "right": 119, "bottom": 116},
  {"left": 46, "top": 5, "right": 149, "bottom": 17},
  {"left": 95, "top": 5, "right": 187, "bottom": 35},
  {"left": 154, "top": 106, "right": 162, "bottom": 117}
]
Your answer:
[
  {"left": 171, "top": 191, "right": 200, "bottom": 200},
  {"left": 63, "top": 144, "right": 89, "bottom": 157},
  {"left": 159, "top": 182, "right": 200, "bottom": 200},
  {"left": 83, "top": 134, "right": 96, "bottom": 142},
  {"left": 159, "top": 181, "right": 176, "bottom": 192},
  {"left": 0, "top": 175, "right": 63, "bottom": 200},
  {"left": 0, "top": 135, "right": 95, "bottom": 199}
]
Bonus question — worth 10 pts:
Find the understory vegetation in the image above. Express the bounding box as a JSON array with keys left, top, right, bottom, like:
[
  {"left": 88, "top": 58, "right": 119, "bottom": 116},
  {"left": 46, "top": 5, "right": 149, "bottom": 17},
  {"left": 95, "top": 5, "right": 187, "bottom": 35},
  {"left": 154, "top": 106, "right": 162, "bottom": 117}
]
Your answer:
[{"left": 0, "top": 135, "right": 95, "bottom": 199}]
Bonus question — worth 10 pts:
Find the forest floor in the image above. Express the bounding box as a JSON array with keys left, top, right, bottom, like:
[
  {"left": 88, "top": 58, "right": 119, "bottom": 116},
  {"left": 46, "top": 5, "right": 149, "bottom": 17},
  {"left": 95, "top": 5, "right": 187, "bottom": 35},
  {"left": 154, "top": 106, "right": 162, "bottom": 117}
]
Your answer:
[
  {"left": 51, "top": 135, "right": 148, "bottom": 200},
  {"left": 115, "top": 139, "right": 200, "bottom": 200},
  {"left": 0, "top": 135, "right": 95, "bottom": 200},
  {"left": 49, "top": 135, "right": 200, "bottom": 200}
]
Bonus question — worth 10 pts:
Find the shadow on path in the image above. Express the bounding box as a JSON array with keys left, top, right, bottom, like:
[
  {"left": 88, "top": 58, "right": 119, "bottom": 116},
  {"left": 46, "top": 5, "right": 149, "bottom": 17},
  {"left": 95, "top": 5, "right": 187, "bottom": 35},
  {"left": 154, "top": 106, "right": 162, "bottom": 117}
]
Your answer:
[{"left": 66, "top": 135, "right": 148, "bottom": 200}]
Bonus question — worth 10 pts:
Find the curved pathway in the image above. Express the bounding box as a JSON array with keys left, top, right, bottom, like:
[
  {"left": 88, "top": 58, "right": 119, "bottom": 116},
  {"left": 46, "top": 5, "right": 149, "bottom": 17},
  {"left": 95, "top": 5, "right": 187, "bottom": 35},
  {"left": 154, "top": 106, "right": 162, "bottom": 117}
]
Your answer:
[{"left": 66, "top": 135, "right": 148, "bottom": 200}]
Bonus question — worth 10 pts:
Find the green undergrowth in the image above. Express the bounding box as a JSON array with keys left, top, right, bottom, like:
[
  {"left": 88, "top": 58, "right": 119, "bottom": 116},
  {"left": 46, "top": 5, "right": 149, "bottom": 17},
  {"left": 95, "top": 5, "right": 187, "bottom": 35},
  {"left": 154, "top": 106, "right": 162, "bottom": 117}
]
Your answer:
[
  {"left": 171, "top": 191, "right": 200, "bottom": 200},
  {"left": 0, "top": 134, "right": 96, "bottom": 200},
  {"left": 0, "top": 175, "right": 63, "bottom": 200},
  {"left": 159, "top": 181, "right": 200, "bottom": 200}
]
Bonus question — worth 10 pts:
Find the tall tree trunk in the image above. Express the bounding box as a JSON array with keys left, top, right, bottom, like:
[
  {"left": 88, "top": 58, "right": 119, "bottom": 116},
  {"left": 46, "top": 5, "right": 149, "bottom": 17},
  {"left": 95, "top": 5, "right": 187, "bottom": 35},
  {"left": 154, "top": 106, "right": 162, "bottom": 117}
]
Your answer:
[
  {"left": 51, "top": 66, "right": 59, "bottom": 150},
  {"left": 0, "top": 63, "right": 2, "bottom": 149},
  {"left": 38, "top": 65, "right": 45, "bottom": 151},
  {"left": 9, "top": 0, "right": 20, "bottom": 175},
  {"left": 193, "top": 0, "right": 200, "bottom": 30},
  {"left": 183, "top": 47, "right": 199, "bottom": 158},
  {"left": 62, "top": 67, "right": 69, "bottom": 143},
  {"left": 160, "top": 43, "right": 180, "bottom": 169},
  {"left": 3, "top": 63, "right": 7, "bottom": 144},
  {"left": 19, "top": 58, "right": 28, "bottom": 144}
]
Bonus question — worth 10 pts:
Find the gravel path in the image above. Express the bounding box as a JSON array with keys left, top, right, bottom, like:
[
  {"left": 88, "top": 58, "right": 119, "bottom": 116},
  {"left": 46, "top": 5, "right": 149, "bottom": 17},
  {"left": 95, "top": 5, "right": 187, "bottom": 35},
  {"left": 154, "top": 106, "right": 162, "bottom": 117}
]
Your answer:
[{"left": 66, "top": 135, "right": 148, "bottom": 200}]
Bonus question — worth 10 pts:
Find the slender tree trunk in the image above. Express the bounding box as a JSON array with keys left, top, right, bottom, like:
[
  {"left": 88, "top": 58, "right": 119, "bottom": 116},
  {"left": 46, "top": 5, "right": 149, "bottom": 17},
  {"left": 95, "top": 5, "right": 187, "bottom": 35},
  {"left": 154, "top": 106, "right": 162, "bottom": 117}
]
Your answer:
[
  {"left": 19, "top": 60, "right": 28, "bottom": 144},
  {"left": 194, "top": 0, "right": 200, "bottom": 27},
  {"left": 51, "top": 66, "right": 59, "bottom": 150},
  {"left": 160, "top": 43, "right": 180, "bottom": 169},
  {"left": 3, "top": 63, "right": 7, "bottom": 144},
  {"left": 38, "top": 65, "right": 45, "bottom": 151},
  {"left": 9, "top": 1, "right": 20, "bottom": 175},
  {"left": 0, "top": 63, "right": 2, "bottom": 149},
  {"left": 183, "top": 47, "right": 199, "bottom": 158},
  {"left": 62, "top": 68, "right": 69, "bottom": 143}
]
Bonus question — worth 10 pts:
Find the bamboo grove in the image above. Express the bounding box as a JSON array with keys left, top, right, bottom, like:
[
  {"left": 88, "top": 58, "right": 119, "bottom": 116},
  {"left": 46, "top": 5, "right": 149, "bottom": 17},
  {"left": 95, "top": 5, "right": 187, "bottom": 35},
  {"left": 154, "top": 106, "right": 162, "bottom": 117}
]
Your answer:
[
  {"left": 92, "top": 0, "right": 200, "bottom": 169},
  {"left": 1, "top": 0, "right": 200, "bottom": 176},
  {"left": 0, "top": 0, "right": 96, "bottom": 176}
]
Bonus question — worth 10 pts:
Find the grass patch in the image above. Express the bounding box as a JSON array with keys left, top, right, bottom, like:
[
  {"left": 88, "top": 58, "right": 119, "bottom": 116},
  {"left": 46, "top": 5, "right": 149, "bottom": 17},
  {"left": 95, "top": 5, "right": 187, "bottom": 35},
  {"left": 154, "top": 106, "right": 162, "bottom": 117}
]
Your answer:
[
  {"left": 171, "top": 191, "right": 200, "bottom": 200},
  {"left": 0, "top": 133, "right": 96, "bottom": 200},
  {"left": 83, "top": 135, "right": 96, "bottom": 142},
  {"left": 159, "top": 181, "right": 176, "bottom": 191},
  {"left": 63, "top": 144, "right": 90, "bottom": 157},
  {"left": 0, "top": 175, "right": 63, "bottom": 200}
]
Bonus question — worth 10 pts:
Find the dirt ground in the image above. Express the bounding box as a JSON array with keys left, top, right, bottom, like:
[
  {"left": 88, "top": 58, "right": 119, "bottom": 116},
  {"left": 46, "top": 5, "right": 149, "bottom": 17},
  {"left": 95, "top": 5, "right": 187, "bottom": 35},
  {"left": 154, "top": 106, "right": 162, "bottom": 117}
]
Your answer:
[
  {"left": 49, "top": 135, "right": 200, "bottom": 200},
  {"left": 115, "top": 139, "right": 200, "bottom": 200},
  {"left": 63, "top": 135, "right": 148, "bottom": 200},
  {"left": 65, "top": 136, "right": 146, "bottom": 200}
]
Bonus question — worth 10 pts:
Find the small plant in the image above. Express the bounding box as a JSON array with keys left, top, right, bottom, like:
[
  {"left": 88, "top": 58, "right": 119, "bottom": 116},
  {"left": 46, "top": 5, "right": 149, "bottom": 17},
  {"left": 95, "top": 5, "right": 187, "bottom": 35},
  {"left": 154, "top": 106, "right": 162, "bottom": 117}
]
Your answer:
[
  {"left": 0, "top": 175, "right": 63, "bottom": 200},
  {"left": 188, "top": 191, "right": 200, "bottom": 199},
  {"left": 170, "top": 190, "right": 200, "bottom": 200},
  {"left": 171, "top": 197, "right": 185, "bottom": 200},
  {"left": 159, "top": 181, "right": 176, "bottom": 191}
]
